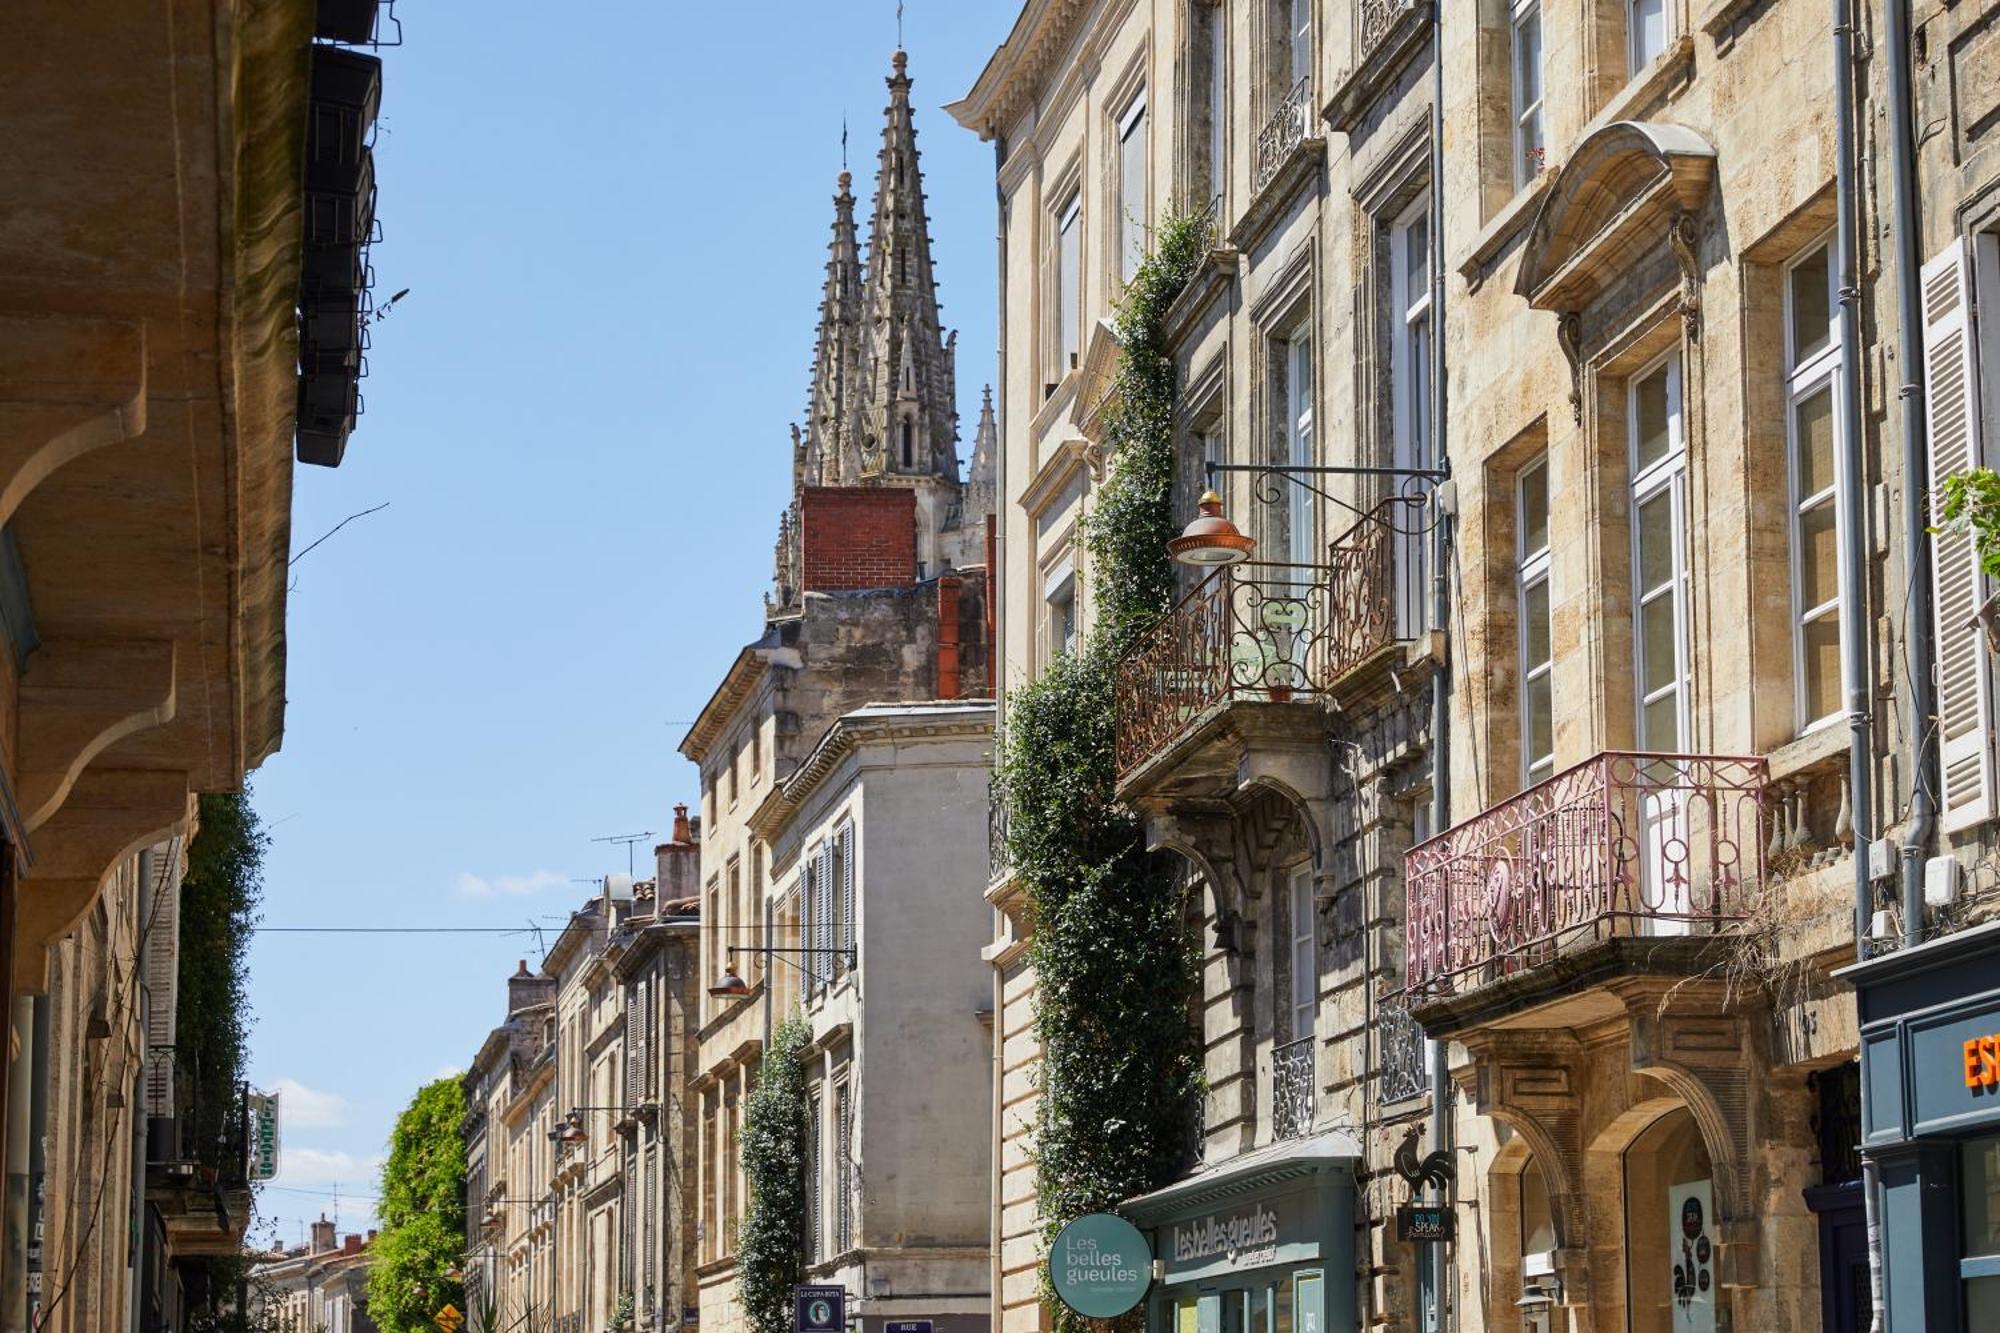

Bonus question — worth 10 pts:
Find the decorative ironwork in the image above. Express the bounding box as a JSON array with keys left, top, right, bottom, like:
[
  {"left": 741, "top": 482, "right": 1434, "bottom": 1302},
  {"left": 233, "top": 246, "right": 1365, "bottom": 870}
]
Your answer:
[
  {"left": 1376, "top": 994, "right": 1429, "bottom": 1105},
  {"left": 1404, "top": 751, "right": 1769, "bottom": 994},
  {"left": 1811, "top": 1062, "right": 1862, "bottom": 1188},
  {"left": 988, "top": 775, "right": 1010, "bottom": 883},
  {"left": 1255, "top": 76, "right": 1312, "bottom": 194},
  {"left": 1359, "top": 0, "right": 1417, "bottom": 60},
  {"left": 1182, "top": 1091, "right": 1208, "bottom": 1173},
  {"left": 1272, "top": 1035, "right": 1316, "bottom": 1139},
  {"left": 1114, "top": 505, "right": 1406, "bottom": 778}
]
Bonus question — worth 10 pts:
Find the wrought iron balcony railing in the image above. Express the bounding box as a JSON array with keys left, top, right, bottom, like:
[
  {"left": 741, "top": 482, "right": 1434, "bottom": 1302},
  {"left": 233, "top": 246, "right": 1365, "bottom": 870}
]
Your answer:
[
  {"left": 1404, "top": 752, "right": 1769, "bottom": 996},
  {"left": 1255, "top": 76, "right": 1313, "bottom": 194},
  {"left": 1375, "top": 995, "right": 1429, "bottom": 1105},
  {"left": 1272, "top": 1035, "right": 1316, "bottom": 1140},
  {"left": 1113, "top": 502, "right": 1398, "bottom": 779},
  {"left": 988, "top": 777, "right": 1010, "bottom": 884},
  {"left": 1359, "top": 0, "right": 1420, "bottom": 61}
]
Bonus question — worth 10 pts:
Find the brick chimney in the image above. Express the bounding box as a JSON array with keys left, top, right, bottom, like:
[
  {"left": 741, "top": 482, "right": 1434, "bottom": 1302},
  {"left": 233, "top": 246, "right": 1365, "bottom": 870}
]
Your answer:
[
  {"left": 343, "top": 1233, "right": 362, "bottom": 1255},
  {"left": 656, "top": 802, "right": 701, "bottom": 905},
  {"left": 310, "top": 1215, "right": 336, "bottom": 1255},
  {"left": 799, "top": 487, "right": 916, "bottom": 591}
]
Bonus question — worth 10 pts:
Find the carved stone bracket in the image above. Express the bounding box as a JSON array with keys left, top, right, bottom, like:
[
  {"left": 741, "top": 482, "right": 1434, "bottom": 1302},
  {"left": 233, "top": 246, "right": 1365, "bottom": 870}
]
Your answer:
[
  {"left": 1461, "top": 1031, "right": 1593, "bottom": 1253},
  {"left": 1668, "top": 212, "right": 1703, "bottom": 343},
  {"left": 1556, "top": 312, "right": 1584, "bottom": 425},
  {"left": 0, "top": 314, "right": 147, "bottom": 529},
  {"left": 14, "top": 767, "right": 190, "bottom": 989},
  {"left": 17, "top": 638, "right": 177, "bottom": 831}
]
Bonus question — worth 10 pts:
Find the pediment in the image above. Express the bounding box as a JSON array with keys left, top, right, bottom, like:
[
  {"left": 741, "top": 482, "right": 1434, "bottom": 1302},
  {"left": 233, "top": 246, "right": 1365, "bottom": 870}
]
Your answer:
[{"left": 1515, "top": 121, "right": 1717, "bottom": 312}]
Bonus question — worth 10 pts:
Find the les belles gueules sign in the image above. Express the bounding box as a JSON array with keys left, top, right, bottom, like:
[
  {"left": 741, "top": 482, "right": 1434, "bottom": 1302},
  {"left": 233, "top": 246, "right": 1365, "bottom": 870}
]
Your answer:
[{"left": 1048, "top": 1213, "right": 1153, "bottom": 1319}]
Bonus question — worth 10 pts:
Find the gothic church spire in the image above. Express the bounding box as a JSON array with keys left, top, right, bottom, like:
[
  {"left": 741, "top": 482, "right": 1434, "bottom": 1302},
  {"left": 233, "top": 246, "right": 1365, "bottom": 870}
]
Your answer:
[
  {"left": 857, "top": 50, "right": 958, "bottom": 486},
  {"left": 799, "top": 170, "right": 864, "bottom": 487}
]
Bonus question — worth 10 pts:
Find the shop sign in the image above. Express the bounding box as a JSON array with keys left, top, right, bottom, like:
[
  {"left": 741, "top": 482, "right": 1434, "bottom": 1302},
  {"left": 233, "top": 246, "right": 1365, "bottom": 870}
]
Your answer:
[
  {"left": 795, "top": 1285, "right": 846, "bottom": 1333},
  {"left": 1170, "top": 1204, "right": 1279, "bottom": 1267},
  {"left": 1394, "top": 1203, "right": 1452, "bottom": 1243},
  {"left": 1047, "top": 1213, "right": 1152, "bottom": 1318},
  {"left": 249, "top": 1091, "right": 280, "bottom": 1181},
  {"left": 1667, "top": 1181, "right": 1716, "bottom": 1333}
]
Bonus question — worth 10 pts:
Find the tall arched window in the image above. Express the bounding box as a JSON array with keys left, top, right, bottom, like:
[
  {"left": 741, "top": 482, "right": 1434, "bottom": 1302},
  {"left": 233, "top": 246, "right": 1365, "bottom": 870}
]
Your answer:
[{"left": 900, "top": 419, "right": 914, "bottom": 469}]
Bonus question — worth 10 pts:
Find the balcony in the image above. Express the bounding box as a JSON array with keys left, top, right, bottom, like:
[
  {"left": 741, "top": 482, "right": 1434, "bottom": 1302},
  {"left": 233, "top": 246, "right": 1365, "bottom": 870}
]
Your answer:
[
  {"left": 1255, "top": 76, "right": 1313, "bottom": 195},
  {"left": 1272, "top": 1035, "right": 1316, "bottom": 1140},
  {"left": 988, "top": 776, "right": 1010, "bottom": 884},
  {"left": 1404, "top": 752, "right": 1768, "bottom": 1029},
  {"left": 1113, "top": 503, "right": 1398, "bottom": 786}
]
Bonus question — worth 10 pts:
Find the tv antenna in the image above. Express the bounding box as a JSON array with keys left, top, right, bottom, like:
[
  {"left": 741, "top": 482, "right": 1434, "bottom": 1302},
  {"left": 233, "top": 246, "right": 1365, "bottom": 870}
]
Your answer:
[{"left": 591, "top": 831, "right": 654, "bottom": 877}]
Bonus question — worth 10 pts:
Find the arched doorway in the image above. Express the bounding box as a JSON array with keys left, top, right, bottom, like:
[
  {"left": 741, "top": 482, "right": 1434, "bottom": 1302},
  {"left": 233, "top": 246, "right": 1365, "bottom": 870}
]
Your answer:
[{"left": 1623, "top": 1107, "right": 1717, "bottom": 1333}]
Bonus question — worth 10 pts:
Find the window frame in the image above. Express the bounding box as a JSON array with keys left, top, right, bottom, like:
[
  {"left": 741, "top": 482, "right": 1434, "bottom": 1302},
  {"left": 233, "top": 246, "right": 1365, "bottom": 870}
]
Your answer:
[
  {"left": 1627, "top": 0, "right": 1669, "bottom": 76},
  {"left": 1627, "top": 348, "right": 1690, "bottom": 753},
  {"left": 1510, "top": 0, "right": 1544, "bottom": 191},
  {"left": 1288, "top": 863, "right": 1316, "bottom": 1041},
  {"left": 1517, "top": 458, "right": 1555, "bottom": 786},
  {"left": 1119, "top": 89, "right": 1149, "bottom": 283},
  {"left": 1056, "top": 191, "right": 1083, "bottom": 380},
  {"left": 1784, "top": 235, "right": 1845, "bottom": 735},
  {"left": 1286, "top": 327, "right": 1316, "bottom": 569},
  {"left": 1043, "top": 560, "right": 1079, "bottom": 660},
  {"left": 1289, "top": 0, "right": 1313, "bottom": 92},
  {"left": 1389, "top": 193, "right": 1435, "bottom": 637}
]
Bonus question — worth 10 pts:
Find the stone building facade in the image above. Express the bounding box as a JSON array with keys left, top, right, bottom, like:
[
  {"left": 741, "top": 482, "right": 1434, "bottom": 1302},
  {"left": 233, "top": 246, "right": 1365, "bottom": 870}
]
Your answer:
[{"left": 956, "top": 1, "right": 2000, "bottom": 1333}]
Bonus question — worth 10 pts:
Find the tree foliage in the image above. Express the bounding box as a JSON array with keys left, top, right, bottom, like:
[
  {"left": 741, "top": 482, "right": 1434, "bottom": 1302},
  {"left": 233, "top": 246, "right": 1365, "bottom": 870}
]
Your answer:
[
  {"left": 368, "top": 1077, "right": 469, "bottom": 1331},
  {"left": 993, "top": 213, "right": 1210, "bottom": 1332},
  {"left": 177, "top": 790, "right": 267, "bottom": 1167},
  {"left": 737, "top": 1015, "right": 812, "bottom": 1333},
  {"left": 1938, "top": 465, "right": 2000, "bottom": 579}
]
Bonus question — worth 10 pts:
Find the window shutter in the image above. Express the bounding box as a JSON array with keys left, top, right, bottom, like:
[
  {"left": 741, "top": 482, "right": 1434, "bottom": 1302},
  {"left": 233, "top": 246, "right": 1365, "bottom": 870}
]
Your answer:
[
  {"left": 839, "top": 822, "right": 857, "bottom": 967},
  {"left": 142, "top": 842, "right": 182, "bottom": 1118},
  {"left": 626, "top": 988, "right": 641, "bottom": 1103},
  {"left": 816, "top": 842, "right": 835, "bottom": 987},
  {"left": 795, "top": 882, "right": 810, "bottom": 1007},
  {"left": 1923, "top": 237, "right": 1999, "bottom": 832}
]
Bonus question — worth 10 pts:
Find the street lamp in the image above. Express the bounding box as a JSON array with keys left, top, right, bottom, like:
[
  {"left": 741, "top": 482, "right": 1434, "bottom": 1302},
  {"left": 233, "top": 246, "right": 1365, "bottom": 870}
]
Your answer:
[
  {"left": 707, "top": 945, "right": 857, "bottom": 998},
  {"left": 1168, "top": 491, "right": 1256, "bottom": 567}
]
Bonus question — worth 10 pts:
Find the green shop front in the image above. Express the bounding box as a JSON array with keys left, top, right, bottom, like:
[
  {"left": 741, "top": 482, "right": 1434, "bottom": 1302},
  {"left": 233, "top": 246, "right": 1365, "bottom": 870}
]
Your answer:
[
  {"left": 1122, "top": 1133, "right": 1360, "bottom": 1333},
  {"left": 1846, "top": 920, "right": 2000, "bottom": 1331}
]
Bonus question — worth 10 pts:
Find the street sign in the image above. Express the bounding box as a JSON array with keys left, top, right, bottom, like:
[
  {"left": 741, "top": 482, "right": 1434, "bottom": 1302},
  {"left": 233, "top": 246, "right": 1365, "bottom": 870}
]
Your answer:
[
  {"left": 886, "top": 1322, "right": 933, "bottom": 1333},
  {"left": 1395, "top": 1202, "right": 1453, "bottom": 1243},
  {"left": 795, "top": 1284, "right": 846, "bottom": 1333},
  {"left": 1047, "top": 1213, "right": 1151, "bottom": 1319},
  {"left": 248, "top": 1091, "right": 280, "bottom": 1181}
]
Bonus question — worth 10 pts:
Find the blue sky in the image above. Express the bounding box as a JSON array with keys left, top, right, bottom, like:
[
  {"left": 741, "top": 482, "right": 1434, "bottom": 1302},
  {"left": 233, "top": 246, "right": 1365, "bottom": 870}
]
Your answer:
[{"left": 247, "top": 1, "right": 1012, "bottom": 1246}]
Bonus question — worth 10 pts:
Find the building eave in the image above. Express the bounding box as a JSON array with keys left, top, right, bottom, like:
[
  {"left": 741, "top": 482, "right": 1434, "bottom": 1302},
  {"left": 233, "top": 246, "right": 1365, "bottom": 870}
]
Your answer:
[
  {"left": 947, "top": 0, "right": 1091, "bottom": 140},
  {"left": 748, "top": 700, "right": 995, "bottom": 841}
]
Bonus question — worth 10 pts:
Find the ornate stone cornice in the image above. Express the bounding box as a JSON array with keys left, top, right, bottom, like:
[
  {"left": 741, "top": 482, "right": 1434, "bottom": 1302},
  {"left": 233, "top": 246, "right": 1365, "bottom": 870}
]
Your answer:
[{"left": 946, "top": 0, "right": 1093, "bottom": 141}]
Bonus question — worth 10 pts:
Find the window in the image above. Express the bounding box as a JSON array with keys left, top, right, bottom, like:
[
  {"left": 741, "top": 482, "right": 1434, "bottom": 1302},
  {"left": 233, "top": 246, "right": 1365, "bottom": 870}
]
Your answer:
[
  {"left": 900, "top": 417, "right": 914, "bottom": 469},
  {"left": 1289, "top": 0, "right": 1312, "bottom": 90},
  {"left": 807, "top": 1089, "right": 824, "bottom": 1261},
  {"left": 1057, "top": 193, "right": 1082, "bottom": 377},
  {"left": 1628, "top": 0, "right": 1667, "bottom": 74},
  {"left": 834, "top": 1080, "right": 854, "bottom": 1253},
  {"left": 749, "top": 713, "right": 761, "bottom": 782},
  {"left": 1044, "top": 563, "right": 1078, "bottom": 661},
  {"left": 1286, "top": 331, "right": 1316, "bottom": 568},
  {"left": 1785, "top": 239, "right": 1843, "bottom": 732},
  {"left": 1517, "top": 459, "right": 1554, "bottom": 784},
  {"left": 1511, "top": 0, "right": 1544, "bottom": 189},
  {"left": 1199, "top": 3, "right": 1226, "bottom": 202},
  {"left": 1390, "top": 197, "right": 1434, "bottom": 636},
  {"left": 1119, "top": 92, "right": 1149, "bottom": 282},
  {"left": 830, "top": 829, "right": 848, "bottom": 979},
  {"left": 727, "top": 740, "right": 739, "bottom": 805},
  {"left": 1288, "top": 866, "right": 1315, "bottom": 1040},
  {"left": 1630, "top": 351, "right": 1689, "bottom": 753}
]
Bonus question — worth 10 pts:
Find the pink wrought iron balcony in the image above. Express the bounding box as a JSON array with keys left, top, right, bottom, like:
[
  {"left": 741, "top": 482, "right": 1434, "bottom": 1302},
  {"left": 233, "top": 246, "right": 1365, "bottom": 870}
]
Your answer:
[
  {"left": 1404, "top": 752, "right": 1769, "bottom": 997},
  {"left": 1113, "top": 502, "right": 1398, "bottom": 780}
]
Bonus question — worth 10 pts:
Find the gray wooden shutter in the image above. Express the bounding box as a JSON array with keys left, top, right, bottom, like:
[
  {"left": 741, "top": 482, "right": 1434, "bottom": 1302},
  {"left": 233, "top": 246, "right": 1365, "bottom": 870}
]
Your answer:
[
  {"left": 1923, "top": 237, "right": 1999, "bottom": 831},
  {"left": 839, "top": 822, "right": 857, "bottom": 968},
  {"left": 142, "top": 843, "right": 182, "bottom": 1117},
  {"left": 816, "top": 842, "right": 835, "bottom": 987},
  {"left": 626, "top": 987, "right": 641, "bottom": 1103}
]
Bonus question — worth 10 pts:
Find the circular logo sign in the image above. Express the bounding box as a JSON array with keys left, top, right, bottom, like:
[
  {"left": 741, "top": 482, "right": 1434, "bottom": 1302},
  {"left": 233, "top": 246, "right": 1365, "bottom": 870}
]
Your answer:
[
  {"left": 1047, "top": 1213, "right": 1152, "bottom": 1319},
  {"left": 808, "top": 1301, "right": 833, "bottom": 1328}
]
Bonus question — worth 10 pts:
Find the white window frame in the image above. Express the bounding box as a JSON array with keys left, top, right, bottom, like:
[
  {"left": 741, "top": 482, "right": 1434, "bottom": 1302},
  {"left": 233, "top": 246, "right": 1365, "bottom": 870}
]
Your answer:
[
  {"left": 1517, "top": 458, "right": 1555, "bottom": 786},
  {"left": 1287, "top": 329, "right": 1316, "bottom": 569},
  {"left": 1119, "top": 91, "right": 1149, "bottom": 283},
  {"left": 1288, "top": 864, "right": 1316, "bottom": 1041},
  {"left": 1628, "top": 349, "right": 1689, "bottom": 754},
  {"left": 1044, "top": 560, "right": 1078, "bottom": 660},
  {"left": 1510, "top": 0, "right": 1544, "bottom": 190},
  {"left": 1627, "top": 0, "right": 1668, "bottom": 76},
  {"left": 1784, "top": 235, "right": 1845, "bottom": 734},
  {"left": 1390, "top": 194, "right": 1434, "bottom": 638},
  {"left": 1057, "top": 192, "right": 1082, "bottom": 378},
  {"left": 1290, "top": 0, "right": 1313, "bottom": 91}
]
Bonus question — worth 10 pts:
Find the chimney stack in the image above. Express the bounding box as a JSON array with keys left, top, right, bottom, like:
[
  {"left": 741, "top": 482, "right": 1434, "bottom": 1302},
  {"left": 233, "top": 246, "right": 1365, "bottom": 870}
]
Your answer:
[
  {"left": 672, "top": 803, "right": 691, "bottom": 845},
  {"left": 310, "top": 1215, "right": 336, "bottom": 1255},
  {"left": 507, "top": 959, "right": 555, "bottom": 1016},
  {"left": 344, "top": 1233, "right": 362, "bottom": 1255}
]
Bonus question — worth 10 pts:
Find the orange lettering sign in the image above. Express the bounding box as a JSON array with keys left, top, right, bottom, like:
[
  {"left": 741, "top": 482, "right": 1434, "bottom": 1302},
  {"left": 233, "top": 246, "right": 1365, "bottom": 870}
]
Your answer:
[{"left": 1966, "top": 1035, "right": 2000, "bottom": 1090}]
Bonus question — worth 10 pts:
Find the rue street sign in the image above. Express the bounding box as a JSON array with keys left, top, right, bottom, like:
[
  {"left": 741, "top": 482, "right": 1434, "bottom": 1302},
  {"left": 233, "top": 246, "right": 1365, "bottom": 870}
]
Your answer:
[
  {"left": 1395, "top": 1202, "right": 1453, "bottom": 1243},
  {"left": 795, "top": 1284, "right": 846, "bottom": 1333},
  {"left": 885, "top": 1322, "right": 933, "bottom": 1333},
  {"left": 1047, "top": 1213, "right": 1152, "bottom": 1319}
]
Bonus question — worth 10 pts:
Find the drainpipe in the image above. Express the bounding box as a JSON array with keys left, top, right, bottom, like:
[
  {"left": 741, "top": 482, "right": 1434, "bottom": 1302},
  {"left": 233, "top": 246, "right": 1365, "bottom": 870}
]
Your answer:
[
  {"left": 1425, "top": 10, "right": 1454, "bottom": 1333},
  {"left": 1833, "top": 1, "right": 1887, "bottom": 1329},
  {"left": 1884, "top": 0, "right": 1936, "bottom": 950}
]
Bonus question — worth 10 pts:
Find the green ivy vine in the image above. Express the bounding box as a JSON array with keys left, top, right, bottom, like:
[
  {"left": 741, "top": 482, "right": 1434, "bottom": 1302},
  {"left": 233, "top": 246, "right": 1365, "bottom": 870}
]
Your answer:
[
  {"left": 738, "top": 1014, "right": 812, "bottom": 1333},
  {"left": 994, "top": 212, "right": 1210, "bottom": 1331}
]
